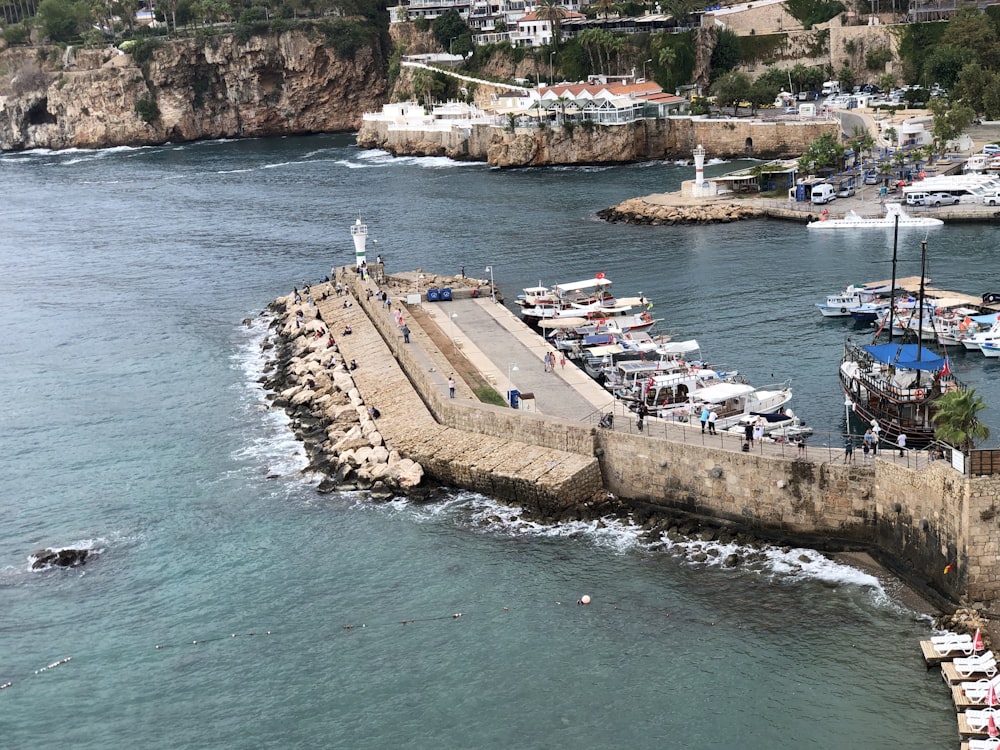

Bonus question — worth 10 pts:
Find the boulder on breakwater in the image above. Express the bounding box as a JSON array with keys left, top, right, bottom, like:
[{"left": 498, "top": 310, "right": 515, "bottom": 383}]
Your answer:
[
  {"left": 598, "top": 197, "right": 760, "bottom": 226},
  {"left": 260, "top": 289, "right": 424, "bottom": 499}
]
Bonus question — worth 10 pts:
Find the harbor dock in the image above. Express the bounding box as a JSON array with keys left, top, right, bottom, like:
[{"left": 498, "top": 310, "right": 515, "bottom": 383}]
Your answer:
[{"left": 267, "top": 265, "right": 1000, "bottom": 610}]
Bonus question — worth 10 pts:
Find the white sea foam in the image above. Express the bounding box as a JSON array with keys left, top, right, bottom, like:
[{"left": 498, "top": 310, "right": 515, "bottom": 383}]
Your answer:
[{"left": 230, "top": 314, "right": 310, "bottom": 479}]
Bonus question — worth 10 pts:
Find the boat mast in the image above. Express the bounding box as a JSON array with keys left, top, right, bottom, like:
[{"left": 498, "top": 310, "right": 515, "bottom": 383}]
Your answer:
[
  {"left": 915, "top": 239, "right": 928, "bottom": 386},
  {"left": 887, "top": 211, "right": 900, "bottom": 342}
]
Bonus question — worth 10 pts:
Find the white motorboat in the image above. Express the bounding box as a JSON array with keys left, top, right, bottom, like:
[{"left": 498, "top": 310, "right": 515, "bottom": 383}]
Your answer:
[
  {"left": 516, "top": 276, "right": 615, "bottom": 324},
  {"left": 806, "top": 202, "right": 944, "bottom": 229},
  {"left": 670, "top": 381, "right": 794, "bottom": 430},
  {"left": 724, "top": 410, "right": 813, "bottom": 441},
  {"left": 816, "top": 283, "right": 895, "bottom": 317}
]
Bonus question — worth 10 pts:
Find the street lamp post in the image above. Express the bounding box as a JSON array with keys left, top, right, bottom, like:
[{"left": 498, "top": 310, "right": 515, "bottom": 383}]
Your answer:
[
  {"left": 485, "top": 266, "right": 495, "bottom": 302},
  {"left": 451, "top": 312, "right": 458, "bottom": 352},
  {"left": 507, "top": 364, "right": 519, "bottom": 407},
  {"left": 449, "top": 36, "right": 457, "bottom": 55},
  {"left": 643, "top": 58, "right": 652, "bottom": 81},
  {"left": 549, "top": 51, "right": 555, "bottom": 84}
]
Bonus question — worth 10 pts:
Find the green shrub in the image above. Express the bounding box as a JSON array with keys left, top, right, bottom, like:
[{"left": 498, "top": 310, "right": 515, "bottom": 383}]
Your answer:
[
  {"left": 135, "top": 95, "right": 160, "bottom": 123},
  {"left": 865, "top": 46, "right": 893, "bottom": 71},
  {"left": 319, "top": 18, "right": 374, "bottom": 59},
  {"left": 2, "top": 24, "right": 30, "bottom": 46},
  {"left": 414, "top": 17, "right": 430, "bottom": 32}
]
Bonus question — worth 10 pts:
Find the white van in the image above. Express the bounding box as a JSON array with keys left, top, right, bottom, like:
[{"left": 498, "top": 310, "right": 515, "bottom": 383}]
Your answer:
[
  {"left": 811, "top": 184, "right": 837, "bottom": 204},
  {"left": 906, "top": 191, "right": 929, "bottom": 206}
]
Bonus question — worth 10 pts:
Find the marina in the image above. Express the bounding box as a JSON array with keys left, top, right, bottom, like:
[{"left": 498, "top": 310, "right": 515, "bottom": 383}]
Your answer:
[{"left": 4, "top": 136, "right": 993, "bottom": 750}]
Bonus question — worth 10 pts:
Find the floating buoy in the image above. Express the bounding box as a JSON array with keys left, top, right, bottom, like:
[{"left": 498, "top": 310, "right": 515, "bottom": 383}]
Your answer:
[{"left": 578, "top": 595, "right": 591, "bottom": 606}]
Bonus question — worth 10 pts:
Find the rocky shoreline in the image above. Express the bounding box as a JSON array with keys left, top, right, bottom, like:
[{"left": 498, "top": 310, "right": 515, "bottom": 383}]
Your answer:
[
  {"left": 258, "top": 289, "right": 425, "bottom": 500},
  {"left": 597, "top": 197, "right": 761, "bottom": 225}
]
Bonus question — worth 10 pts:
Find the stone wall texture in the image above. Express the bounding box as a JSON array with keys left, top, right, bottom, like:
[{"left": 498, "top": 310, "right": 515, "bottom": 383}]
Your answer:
[{"left": 357, "top": 117, "right": 839, "bottom": 167}]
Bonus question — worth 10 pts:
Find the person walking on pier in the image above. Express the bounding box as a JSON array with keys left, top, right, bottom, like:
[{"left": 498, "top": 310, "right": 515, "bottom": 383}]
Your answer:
[
  {"left": 700, "top": 406, "right": 710, "bottom": 433},
  {"left": 897, "top": 432, "right": 907, "bottom": 458},
  {"left": 744, "top": 420, "right": 754, "bottom": 448},
  {"left": 863, "top": 429, "right": 875, "bottom": 463},
  {"left": 401, "top": 324, "right": 410, "bottom": 344},
  {"left": 448, "top": 375, "right": 456, "bottom": 398},
  {"left": 707, "top": 409, "right": 718, "bottom": 435},
  {"left": 637, "top": 402, "right": 648, "bottom": 432},
  {"left": 870, "top": 420, "right": 880, "bottom": 455}
]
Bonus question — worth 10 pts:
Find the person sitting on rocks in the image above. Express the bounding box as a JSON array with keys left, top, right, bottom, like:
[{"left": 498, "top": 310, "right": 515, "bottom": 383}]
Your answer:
[
  {"left": 367, "top": 405, "right": 380, "bottom": 419},
  {"left": 350, "top": 359, "right": 358, "bottom": 370},
  {"left": 343, "top": 325, "right": 352, "bottom": 336}
]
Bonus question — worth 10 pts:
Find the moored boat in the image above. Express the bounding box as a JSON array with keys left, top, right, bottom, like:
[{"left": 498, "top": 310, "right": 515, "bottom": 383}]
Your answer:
[
  {"left": 806, "top": 202, "right": 944, "bottom": 229},
  {"left": 817, "top": 283, "right": 896, "bottom": 318},
  {"left": 839, "top": 340, "right": 964, "bottom": 446}
]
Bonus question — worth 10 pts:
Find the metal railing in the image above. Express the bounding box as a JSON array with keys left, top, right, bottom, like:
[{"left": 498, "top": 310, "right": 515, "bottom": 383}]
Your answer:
[{"left": 592, "top": 398, "right": 955, "bottom": 469}]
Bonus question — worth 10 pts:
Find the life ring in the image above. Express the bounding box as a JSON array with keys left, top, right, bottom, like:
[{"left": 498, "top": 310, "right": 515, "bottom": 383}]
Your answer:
[
  {"left": 840, "top": 307, "right": 848, "bottom": 314},
  {"left": 914, "top": 388, "right": 926, "bottom": 399}
]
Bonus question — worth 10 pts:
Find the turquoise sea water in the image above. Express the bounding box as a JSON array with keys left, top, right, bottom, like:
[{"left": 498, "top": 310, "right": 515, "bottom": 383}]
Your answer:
[{"left": 0, "top": 134, "right": 986, "bottom": 748}]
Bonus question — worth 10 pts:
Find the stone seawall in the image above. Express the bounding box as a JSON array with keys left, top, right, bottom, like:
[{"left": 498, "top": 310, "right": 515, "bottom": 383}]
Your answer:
[
  {"left": 266, "top": 269, "right": 1000, "bottom": 608},
  {"left": 357, "top": 117, "right": 839, "bottom": 167}
]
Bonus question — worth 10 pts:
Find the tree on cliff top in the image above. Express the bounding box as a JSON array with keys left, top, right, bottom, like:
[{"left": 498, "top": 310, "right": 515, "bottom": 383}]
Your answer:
[
  {"left": 784, "top": 0, "right": 843, "bottom": 30},
  {"left": 37, "top": 0, "right": 86, "bottom": 42},
  {"left": 710, "top": 70, "right": 750, "bottom": 116},
  {"left": 932, "top": 388, "right": 991, "bottom": 453},
  {"left": 432, "top": 9, "right": 472, "bottom": 56}
]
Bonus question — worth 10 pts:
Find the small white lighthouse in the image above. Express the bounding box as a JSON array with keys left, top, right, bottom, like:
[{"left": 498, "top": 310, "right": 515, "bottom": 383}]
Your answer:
[
  {"left": 351, "top": 216, "right": 368, "bottom": 269},
  {"left": 693, "top": 144, "right": 706, "bottom": 190}
]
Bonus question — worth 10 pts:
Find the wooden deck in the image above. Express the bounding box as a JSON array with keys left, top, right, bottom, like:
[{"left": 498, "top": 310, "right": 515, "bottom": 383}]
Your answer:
[
  {"left": 922, "top": 638, "right": 972, "bottom": 666},
  {"left": 944, "top": 661, "right": 997, "bottom": 685}
]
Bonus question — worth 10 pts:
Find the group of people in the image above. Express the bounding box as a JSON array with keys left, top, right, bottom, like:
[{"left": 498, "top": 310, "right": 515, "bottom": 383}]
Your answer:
[
  {"left": 843, "top": 420, "right": 907, "bottom": 463},
  {"left": 542, "top": 351, "right": 565, "bottom": 373},
  {"left": 700, "top": 407, "right": 720, "bottom": 436}
]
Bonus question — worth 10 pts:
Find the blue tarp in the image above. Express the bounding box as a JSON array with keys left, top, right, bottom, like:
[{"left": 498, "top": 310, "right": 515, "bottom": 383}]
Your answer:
[{"left": 862, "top": 343, "right": 944, "bottom": 371}]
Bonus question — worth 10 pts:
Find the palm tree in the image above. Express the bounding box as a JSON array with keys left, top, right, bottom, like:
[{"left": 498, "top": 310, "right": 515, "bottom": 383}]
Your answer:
[
  {"left": 536, "top": 0, "right": 568, "bottom": 49},
  {"left": 593, "top": 0, "right": 615, "bottom": 24},
  {"left": 932, "top": 388, "right": 991, "bottom": 453}
]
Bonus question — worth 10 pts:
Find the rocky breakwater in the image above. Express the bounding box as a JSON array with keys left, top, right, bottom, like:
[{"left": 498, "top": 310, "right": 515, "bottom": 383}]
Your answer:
[
  {"left": 260, "top": 291, "right": 423, "bottom": 499},
  {"left": 598, "top": 196, "right": 760, "bottom": 225}
]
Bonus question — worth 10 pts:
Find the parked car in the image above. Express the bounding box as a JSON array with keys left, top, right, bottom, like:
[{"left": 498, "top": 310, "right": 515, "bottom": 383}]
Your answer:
[
  {"left": 984, "top": 192, "right": 1000, "bottom": 206},
  {"left": 906, "top": 191, "right": 929, "bottom": 206},
  {"left": 983, "top": 144, "right": 1000, "bottom": 156},
  {"left": 863, "top": 171, "right": 880, "bottom": 185},
  {"left": 927, "top": 192, "right": 960, "bottom": 206},
  {"left": 837, "top": 185, "right": 856, "bottom": 198}
]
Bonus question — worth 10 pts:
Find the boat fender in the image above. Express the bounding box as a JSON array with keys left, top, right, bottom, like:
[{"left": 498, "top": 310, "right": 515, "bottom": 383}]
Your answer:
[{"left": 915, "top": 388, "right": 926, "bottom": 399}]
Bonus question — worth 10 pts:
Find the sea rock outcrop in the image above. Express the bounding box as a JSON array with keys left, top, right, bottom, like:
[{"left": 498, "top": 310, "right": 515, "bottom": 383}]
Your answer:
[
  {"left": 30, "top": 547, "right": 92, "bottom": 569},
  {"left": 598, "top": 197, "right": 760, "bottom": 225},
  {"left": 0, "top": 31, "right": 386, "bottom": 151}
]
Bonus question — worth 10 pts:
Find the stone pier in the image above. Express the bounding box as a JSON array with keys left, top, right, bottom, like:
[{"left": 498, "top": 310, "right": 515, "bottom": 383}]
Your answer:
[{"left": 268, "top": 269, "right": 1000, "bottom": 610}]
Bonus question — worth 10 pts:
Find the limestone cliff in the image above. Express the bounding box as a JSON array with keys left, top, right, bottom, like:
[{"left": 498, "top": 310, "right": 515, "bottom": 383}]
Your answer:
[{"left": 0, "top": 31, "right": 387, "bottom": 151}]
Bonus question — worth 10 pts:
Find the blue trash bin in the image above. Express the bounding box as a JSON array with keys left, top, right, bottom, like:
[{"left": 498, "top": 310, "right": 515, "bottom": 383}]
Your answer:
[
  {"left": 507, "top": 389, "right": 520, "bottom": 409},
  {"left": 440, "top": 287, "right": 452, "bottom": 301},
  {"left": 427, "top": 288, "right": 440, "bottom": 302}
]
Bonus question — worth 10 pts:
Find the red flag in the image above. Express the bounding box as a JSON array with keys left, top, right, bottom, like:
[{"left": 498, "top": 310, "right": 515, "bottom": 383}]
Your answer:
[
  {"left": 989, "top": 714, "right": 998, "bottom": 738},
  {"left": 942, "top": 357, "right": 951, "bottom": 376},
  {"left": 974, "top": 628, "right": 985, "bottom": 653}
]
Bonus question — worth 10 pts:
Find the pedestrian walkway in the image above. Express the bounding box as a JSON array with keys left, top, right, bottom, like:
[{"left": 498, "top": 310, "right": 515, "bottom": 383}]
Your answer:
[{"left": 421, "top": 296, "right": 613, "bottom": 421}]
